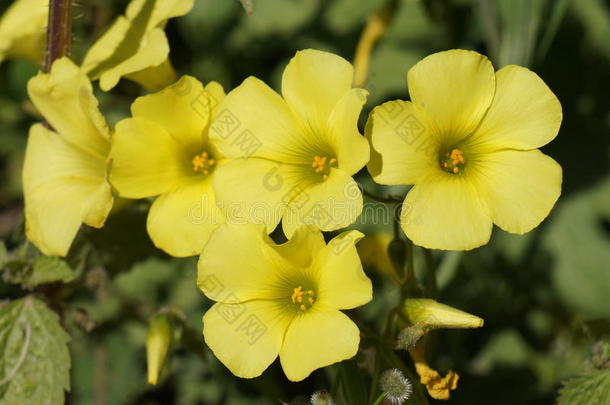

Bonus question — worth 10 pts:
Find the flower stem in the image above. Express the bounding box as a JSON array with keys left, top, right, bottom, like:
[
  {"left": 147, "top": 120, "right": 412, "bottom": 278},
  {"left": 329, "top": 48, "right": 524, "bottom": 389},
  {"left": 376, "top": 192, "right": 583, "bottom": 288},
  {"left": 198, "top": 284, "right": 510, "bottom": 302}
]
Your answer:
[
  {"left": 45, "top": 0, "right": 72, "bottom": 72},
  {"left": 423, "top": 248, "right": 438, "bottom": 297},
  {"left": 371, "top": 392, "right": 386, "bottom": 405}
]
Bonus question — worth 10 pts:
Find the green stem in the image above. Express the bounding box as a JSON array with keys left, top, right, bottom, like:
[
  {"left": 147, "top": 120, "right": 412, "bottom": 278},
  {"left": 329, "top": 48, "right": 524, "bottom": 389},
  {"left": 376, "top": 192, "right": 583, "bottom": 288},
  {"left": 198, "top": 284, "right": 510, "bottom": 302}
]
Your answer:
[
  {"left": 362, "top": 188, "right": 403, "bottom": 204},
  {"left": 423, "top": 248, "right": 438, "bottom": 297},
  {"left": 45, "top": 0, "right": 73, "bottom": 72},
  {"left": 371, "top": 393, "right": 386, "bottom": 405}
]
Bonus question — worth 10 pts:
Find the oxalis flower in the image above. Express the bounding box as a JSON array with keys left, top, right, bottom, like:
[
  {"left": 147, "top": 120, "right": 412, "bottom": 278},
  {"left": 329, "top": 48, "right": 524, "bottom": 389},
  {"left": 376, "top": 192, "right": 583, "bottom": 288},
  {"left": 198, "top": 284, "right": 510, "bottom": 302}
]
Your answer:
[
  {"left": 367, "top": 49, "right": 562, "bottom": 250},
  {"left": 82, "top": 0, "right": 194, "bottom": 91},
  {"left": 197, "top": 224, "right": 372, "bottom": 381},
  {"left": 23, "top": 58, "right": 114, "bottom": 256},
  {"left": 209, "top": 49, "right": 370, "bottom": 238},
  {"left": 110, "top": 76, "right": 226, "bottom": 257}
]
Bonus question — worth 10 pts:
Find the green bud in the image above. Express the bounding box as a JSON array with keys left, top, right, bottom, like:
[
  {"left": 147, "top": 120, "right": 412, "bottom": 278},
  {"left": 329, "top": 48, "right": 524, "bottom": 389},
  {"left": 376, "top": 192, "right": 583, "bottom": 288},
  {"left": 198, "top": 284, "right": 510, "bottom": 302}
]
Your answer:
[
  {"left": 396, "top": 324, "right": 426, "bottom": 350},
  {"left": 380, "top": 368, "right": 412, "bottom": 404},
  {"left": 146, "top": 313, "right": 172, "bottom": 385}
]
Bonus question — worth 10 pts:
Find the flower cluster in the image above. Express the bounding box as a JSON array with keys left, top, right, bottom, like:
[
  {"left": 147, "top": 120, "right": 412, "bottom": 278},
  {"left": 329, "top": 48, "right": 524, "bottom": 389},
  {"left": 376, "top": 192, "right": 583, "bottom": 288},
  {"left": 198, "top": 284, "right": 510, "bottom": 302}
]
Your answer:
[{"left": 16, "top": 0, "right": 563, "bottom": 393}]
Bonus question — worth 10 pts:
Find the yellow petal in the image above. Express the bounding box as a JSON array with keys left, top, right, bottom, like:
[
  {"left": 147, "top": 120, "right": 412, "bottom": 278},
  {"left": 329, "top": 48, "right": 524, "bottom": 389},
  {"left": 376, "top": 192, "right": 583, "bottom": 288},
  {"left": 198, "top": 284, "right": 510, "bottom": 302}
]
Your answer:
[
  {"left": 407, "top": 49, "right": 495, "bottom": 144},
  {"left": 0, "top": 0, "right": 47, "bottom": 64},
  {"left": 281, "top": 49, "right": 354, "bottom": 138},
  {"left": 366, "top": 100, "right": 440, "bottom": 185},
  {"left": 209, "top": 76, "right": 306, "bottom": 162},
  {"left": 272, "top": 226, "right": 326, "bottom": 269},
  {"left": 472, "top": 149, "right": 562, "bottom": 234},
  {"left": 197, "top": 223, "right": 289, "bottom": 302},
  {"left": 125, "top": 57, "right": 177, "bottom": 92},
  {"left": 27, "top": 58, "right": 111, "bottom": 160},
  {"left": 400, "top": 171, "right": 492, "bottom": 250},
  {"left": 205, "top": 81, "right": 226, "bottom": 120},
  {"left": 98, "top": 28, "right": 170, "bottom": 91},
  {"left": 23, "top": 124, "right": 113, "bottom": 256},
  {"left": 326, "top": 88, "right": 370, "bottom": 175},
  {"left": 203, "top": 299, "right": 292, "bottom": 379},
  {"left": 282, "top": 169, "right": 363, "bottom": 238},
  {"left": 316, "top": 231, "right": 373, "bottom": 310},
  {"left": 110, "top": 117, "right": 195, "bottom": 198},
  {"left": 212, "top": 158, "right": 301, "bottom": 234},
  {"left": 82, "top": 0, "right": 193, "bottom": 91},
  {"left": 147, "top": 178, "right": 223, "bottom": 257},
  {"left": 279, "top": 307, "right": 360, "bottom": 382},
  {"left": 467, "top": 65, "right": 562, "bottom": 151},
  {"left": 131, "top": 76, "right": 214, "bottom": 146}
]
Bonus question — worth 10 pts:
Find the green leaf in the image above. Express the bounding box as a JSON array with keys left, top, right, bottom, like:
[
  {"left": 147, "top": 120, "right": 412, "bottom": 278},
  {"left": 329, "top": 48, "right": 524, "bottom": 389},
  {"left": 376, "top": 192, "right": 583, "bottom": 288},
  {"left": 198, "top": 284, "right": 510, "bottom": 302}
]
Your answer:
[
  {"left": 28, "top": 256, "right": 76, "bottom": 286},
  {"left": 0, "top": 297, "right": 71, "bottom": 405},
  {"left": 1, "top": 253, "right": 75, "bottom": 289},
  {"left": 558, "top": 369, "right": 610, "bottom": 405}
]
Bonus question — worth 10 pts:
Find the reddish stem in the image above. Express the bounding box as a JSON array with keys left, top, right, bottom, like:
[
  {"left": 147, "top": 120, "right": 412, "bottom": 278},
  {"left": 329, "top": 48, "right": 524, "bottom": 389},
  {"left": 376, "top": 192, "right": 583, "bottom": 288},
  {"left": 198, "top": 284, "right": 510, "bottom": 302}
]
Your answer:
[{"left": 44, "top": 0, "right": 72, "bottom": 72}]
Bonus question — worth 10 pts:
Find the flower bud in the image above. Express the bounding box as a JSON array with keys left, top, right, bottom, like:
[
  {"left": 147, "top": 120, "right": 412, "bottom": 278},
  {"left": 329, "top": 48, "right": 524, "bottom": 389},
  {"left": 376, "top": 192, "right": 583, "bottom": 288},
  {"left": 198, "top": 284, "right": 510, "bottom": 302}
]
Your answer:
[
  {"left": 146, "top": 313, "right": 172, "bottom": 385},
  {"left": 403, "top": 299, "right": 484, "bottom": 330},
  {"left": 396, "top": 324, "right": 426, "bottom": 350},
  {"left": 310, "top": 390, "right": 334, "bottom": 405},
  {"left": 380, "top": 368, "right": 412, "bottom": 405}
]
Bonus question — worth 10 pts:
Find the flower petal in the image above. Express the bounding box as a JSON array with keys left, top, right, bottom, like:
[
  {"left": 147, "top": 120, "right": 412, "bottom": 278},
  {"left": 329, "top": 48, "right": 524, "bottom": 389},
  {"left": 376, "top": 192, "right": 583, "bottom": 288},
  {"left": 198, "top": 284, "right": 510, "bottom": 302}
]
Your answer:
[
  {"left": 27, "top": 57, "right": 110, "bottom": 160},
  {"left": 209, "top": 76, "right": 307, "bottom": 162},
  {"left": 212, "top": 158, "right": 302, "bottom": 234},
  {"left": 271, "top": 226, "right": 326, "bottom": 269},
  {"left": 23, "top": 124, "right": 113, "bottom": 256},
  {"left": 279, "top": 307, "right": 360, "bottom": 381},
  {"left": 197, "top": 223, "right": 289, "bottom": 303},
  {"left": 203, "top": 300, "right": 291, "bottom": 379},
  {"left": 147, "top": 178, "right": 223, "bottom": 257},
  {"left": 131, "top": 76, "right": 214, "bottom": 146},
  {"left": 407, "top": 49, "right": 495, "bottom": 144},
  {"left": 282, "top": 49, "right": 354, "bottom": 137},
  {"left": 472, "top": 149, "right": 562, "bottom": 234},
  {"left": 401, "top": 171, "right": 492, "bottom": 250},
  {"left": 316, "top": 231, "right": 373, "bottom": 310},
  {"left": 0, "top": 0, "right": 47, "bottom": 64},
  {"left": 467, "top": 65, "right": 562, "bottom": 151},
  {"left": 366, "top": 100, "right": 440, "bottom": 185},
  {"left": 110, "top": 117, "right": 195, "bottom": 198},
  {"left": 326, "top": 88, "right": 370, "bottom": 175},
  {"left": 282, "top": 169, "right": 363, "bottom": 238}
]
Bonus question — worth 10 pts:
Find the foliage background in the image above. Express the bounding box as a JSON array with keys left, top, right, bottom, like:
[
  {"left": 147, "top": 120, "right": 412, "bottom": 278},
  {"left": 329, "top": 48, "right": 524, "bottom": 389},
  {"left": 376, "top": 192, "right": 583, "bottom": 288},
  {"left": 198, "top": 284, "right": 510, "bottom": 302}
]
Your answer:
[{"left": 0, "top": 0, "right": 609, "bottom": 404}]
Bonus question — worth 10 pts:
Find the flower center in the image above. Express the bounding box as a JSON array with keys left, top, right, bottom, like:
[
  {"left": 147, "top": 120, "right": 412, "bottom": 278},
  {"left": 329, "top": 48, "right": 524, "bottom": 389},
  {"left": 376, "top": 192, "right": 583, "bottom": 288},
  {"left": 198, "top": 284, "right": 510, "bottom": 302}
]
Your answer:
[
  {"left": 440, "top": 148, "right": 466, "bottom": 174},
  {"left": 290, "top": 285, "right": 316, "bottom": 311},
  {"left": 311, "top": 155, "right": 338, "bottom": 180},
  {"left": 191, "top": 151, "right": 216, "bottom": 175}
]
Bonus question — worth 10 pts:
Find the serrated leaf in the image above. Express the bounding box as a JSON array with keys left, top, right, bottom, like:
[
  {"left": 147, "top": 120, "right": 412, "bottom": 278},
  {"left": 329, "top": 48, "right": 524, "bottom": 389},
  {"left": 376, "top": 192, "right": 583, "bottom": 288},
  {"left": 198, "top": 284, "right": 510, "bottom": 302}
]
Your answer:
[
  {"left": 28, "top": 256, "right": 75, "bottom": 287},
  {"left": 558, "top": 369, "right": 610, "bottom": 405},
  {"left": 0, "top": 297, "right": 71, "bottom": 405}
]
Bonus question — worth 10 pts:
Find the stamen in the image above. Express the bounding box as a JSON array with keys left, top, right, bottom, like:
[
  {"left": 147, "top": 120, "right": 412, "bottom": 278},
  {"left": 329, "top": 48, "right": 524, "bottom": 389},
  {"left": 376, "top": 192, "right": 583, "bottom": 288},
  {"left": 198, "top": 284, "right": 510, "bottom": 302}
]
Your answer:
[
  {"left": 192, "top": 151, "right": 216, "bottom": 175},
  {"left": 291, "top": 285, "right": 316, "bottom": 311},
  {"left": 440, "top": 148, "right": 466, "bottom": 174},
  {"left": 311, "top": 155, "right": 338, "bottom": 180}
]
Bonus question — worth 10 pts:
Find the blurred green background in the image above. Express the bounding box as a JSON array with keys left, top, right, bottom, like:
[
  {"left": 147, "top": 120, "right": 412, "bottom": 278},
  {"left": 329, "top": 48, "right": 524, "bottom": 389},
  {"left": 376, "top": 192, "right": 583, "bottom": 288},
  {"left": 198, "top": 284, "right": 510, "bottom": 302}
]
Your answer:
[{"left": 1, "top": 0, "right": 609, "bottom": 404}]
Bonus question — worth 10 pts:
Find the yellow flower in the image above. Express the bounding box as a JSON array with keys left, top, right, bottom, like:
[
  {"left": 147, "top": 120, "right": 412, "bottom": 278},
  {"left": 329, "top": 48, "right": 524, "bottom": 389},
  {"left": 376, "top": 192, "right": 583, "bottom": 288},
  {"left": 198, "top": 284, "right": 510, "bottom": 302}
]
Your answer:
[
  {"left": 410, "top": 341, "right": 459, "bottom": 400},
  {"left": 197, "top": 224, "right": 372, "bottom": 381},
  {"left": 0, "top": 0, "right": 47, "bottom": 64},
  {"left": 403, "top": 298, "right": 484, "bottom": 330},
  {"left": 209, "top": 49, "right": 370, "bottom": 238},
  {"left": 81, "top": 0, "right": 194, "bottom": 91},
  {"left": 367, "top": 49, "right": 562, "bottom": 250},
  {"left": 23, "top": 57, "right": 114, "bottom": 256},
  {"left": 109, "top": 76, "right": 226, "bottom": 257}
]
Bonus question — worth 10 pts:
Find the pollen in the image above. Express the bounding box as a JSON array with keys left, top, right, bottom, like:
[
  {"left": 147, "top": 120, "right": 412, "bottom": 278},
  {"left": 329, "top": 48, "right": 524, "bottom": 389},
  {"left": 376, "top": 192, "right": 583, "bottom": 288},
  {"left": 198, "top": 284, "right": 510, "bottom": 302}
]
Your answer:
[
  {"left": 192, "top": 151, "right": 216, "bottom": 175},
  {"left": 291, "top": 286, "right": 316, "bottom": 311},
  {"left": 311, "top": 155, "right": 338, "bottom": 180},
  {"left": 440, "top": 148, "right": 466, "bottom": 174}
]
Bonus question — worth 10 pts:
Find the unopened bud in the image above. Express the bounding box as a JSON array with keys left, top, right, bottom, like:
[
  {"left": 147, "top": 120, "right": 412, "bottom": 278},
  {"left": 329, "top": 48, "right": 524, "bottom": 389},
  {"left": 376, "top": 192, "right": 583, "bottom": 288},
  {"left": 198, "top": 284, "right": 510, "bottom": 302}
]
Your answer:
[
  {"left": 380, "top": 368, "right": 412, "bottom": 405},
  {"left": 310, "top": 390, "right": 334, "bottom": 405},
  {"left": 147, "top": 313, "right": 172, "bottom": 385},
  {"left": 403, "top": 299, "right": 484, "bottom": 330},
  {"left": 396, "top": 324, "right": 426, "bottom": 350}
]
